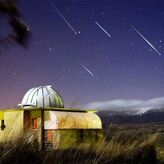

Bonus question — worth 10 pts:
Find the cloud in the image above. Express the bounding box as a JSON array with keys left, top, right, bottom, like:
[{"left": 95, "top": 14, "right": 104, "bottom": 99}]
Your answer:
[{"left": 85, "top": 97, "right": 164, "bottom": 114}]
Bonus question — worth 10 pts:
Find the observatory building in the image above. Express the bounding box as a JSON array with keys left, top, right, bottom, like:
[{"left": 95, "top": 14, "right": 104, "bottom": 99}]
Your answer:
[{"left": 0, "top": 85, "right": 102, "bottom": 150}]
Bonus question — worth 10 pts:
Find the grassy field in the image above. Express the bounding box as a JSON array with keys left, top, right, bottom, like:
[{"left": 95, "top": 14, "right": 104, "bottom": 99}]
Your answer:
[
  {"left": 105, "top": 123, "right": 164, "bottom": 162},
  {"left": 0, "top": 124, "right": 163, "bottom": 164}
]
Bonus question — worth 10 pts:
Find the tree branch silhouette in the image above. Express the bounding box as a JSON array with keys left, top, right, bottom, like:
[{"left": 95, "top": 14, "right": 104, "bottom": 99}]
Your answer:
[{"left": 0, "top": 0, "right": 30, "bottom": 47}]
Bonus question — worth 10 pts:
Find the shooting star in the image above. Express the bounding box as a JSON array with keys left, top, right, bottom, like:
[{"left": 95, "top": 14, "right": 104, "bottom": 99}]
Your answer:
[
  {"left": 79, "top": 62, "right": 95, "bottom": 77},
  {"left": 95, "top": 21, "right": 111, "bottom": 38},
  {"left": 53, "top": 4, "right": 78, "bottom": 35},
  {"left": 125, "top": 19, "right": 161, "bottom": 56}
]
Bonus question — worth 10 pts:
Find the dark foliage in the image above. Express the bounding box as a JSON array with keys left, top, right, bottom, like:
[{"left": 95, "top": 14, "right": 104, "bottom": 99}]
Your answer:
[{"left": 0, "top": 0, "right": 30, "bottom": 47}]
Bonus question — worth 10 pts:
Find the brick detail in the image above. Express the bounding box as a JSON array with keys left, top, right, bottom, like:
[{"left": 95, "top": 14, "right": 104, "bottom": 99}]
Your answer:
[{"left": 44, "top": 130, "right": 53, "bottom": 150}]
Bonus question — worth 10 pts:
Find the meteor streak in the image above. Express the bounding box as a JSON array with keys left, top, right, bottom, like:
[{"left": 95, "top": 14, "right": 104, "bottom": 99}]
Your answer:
[
  {"left": 79, "top": 62, "right": 94, "bottom": 77},
  {"left": 95, "top": 21, "right": 111, "bottom": 38},
  {"left": 53, "top": 5, "right": 78, "bottom": 35},
  {"left": 125, "top": 19, "right": 161, "bottom": 56}
]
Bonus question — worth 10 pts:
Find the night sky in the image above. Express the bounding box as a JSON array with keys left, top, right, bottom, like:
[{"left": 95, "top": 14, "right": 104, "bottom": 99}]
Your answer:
[{"left": 0, "top": 0, "right": 164, "bottom": 109}]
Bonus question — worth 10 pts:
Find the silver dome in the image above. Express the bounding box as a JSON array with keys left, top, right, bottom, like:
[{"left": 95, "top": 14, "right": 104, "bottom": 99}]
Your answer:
[{"left": 19, "top": 85, "right": 64, "bottom": 108}]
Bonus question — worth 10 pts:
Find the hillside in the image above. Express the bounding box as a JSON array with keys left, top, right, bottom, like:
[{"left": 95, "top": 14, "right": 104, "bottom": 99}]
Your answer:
[{"left": 98, "top": 109, "right": 164, "bottom": 126}]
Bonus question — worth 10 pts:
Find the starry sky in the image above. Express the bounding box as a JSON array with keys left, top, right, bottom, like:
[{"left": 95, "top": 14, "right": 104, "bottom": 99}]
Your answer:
[{"left": 0, "top": 0, "right": 164, "bottom": 109}]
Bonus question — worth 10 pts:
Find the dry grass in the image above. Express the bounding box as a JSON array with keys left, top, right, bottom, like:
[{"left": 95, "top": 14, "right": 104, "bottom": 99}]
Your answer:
[{"left": 0, "top": 132, "right": 160, "bottom": 164}]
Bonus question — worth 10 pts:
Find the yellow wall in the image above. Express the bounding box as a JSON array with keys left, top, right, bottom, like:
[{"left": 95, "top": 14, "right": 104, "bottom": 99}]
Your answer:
[
  {"left": 0, "top": 112, "right": 4, "bottom": 120},
  {"left": 0, "top": 109, "right": 102, "bottom": 150},
  {"left": 0, "top": 110, "right": 24, "bottom": 142},
  {"left": 58, "top": 129, "right": 103, "bottom": 149}
]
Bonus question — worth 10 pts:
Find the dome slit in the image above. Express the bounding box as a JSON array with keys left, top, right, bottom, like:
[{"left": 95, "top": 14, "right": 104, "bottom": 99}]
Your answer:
[
  {"left": 25, "top": 88, "right": 36, "bottom": 105},
  {"left": 30, "top": 89, "right": 37, "bottom": 104},
  {"left": 30, "top": 86, "right": 42, "bottom": 106},
  {"left": 36, "top": 88, "right": 39, "bottom": 107},
  {"left": 41, "top": 87, "right": 45, "bottom": 107},
  {"left": 45, "top": 86, "right": 52, "bottom": 107}
]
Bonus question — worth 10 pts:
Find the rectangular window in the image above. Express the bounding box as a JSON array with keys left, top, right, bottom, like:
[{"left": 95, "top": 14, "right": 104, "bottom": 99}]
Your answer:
[{"left": 32, "top": 118, "right": 38, "bottom": 129}]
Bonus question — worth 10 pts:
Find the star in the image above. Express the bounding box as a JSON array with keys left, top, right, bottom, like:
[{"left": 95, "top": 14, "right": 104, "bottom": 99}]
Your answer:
[
  {"left": 34, "top": 41, "right": 38, "bottom": 45},
  {"left": 104, "top": 56, "right": 108, "bottom": 60},
  {"left": 13, "top": 72, "right": 17, "bottom": 76},
  {"left": 78, "top": 70, "right": 82, "bottom": 75},
  {"left": 67, "top": 68, "right": 71, "bottom": 72},
  {"left": 101, "top": 12, "right": 105, "bottom": 15}
]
